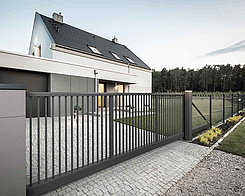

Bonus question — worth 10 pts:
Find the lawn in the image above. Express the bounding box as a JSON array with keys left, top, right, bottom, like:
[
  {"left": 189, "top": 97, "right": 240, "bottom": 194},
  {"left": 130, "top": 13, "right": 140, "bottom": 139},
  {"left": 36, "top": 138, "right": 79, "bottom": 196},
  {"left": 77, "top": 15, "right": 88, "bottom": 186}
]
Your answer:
[
  {"left": 116, "top": 96, "right": 183, "bottom": 136},
  {"left": 216, "top": 119, "right": 245, "bottom": 157},
  {"left": 192, "top": 96, "right": 237, "bottom": 129},
  {"left": 116, "top": 96, "right": 238, "bottom": 136}
]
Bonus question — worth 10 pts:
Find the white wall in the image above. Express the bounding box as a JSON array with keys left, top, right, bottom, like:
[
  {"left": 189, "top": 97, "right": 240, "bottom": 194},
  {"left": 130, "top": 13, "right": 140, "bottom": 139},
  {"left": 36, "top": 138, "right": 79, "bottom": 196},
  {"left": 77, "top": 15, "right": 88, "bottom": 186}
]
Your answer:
[
  {"left": 52, "top": 49, "right": 152, "bottom": 93},
  {"left": 28, "top": 13, "right": 53, "bottom": 59},
  {"left": 129, "top": 67, "right": 152, "bottom": 93},
  {"left": 0, "top": 50, "right": 137, "bottom": 84}
]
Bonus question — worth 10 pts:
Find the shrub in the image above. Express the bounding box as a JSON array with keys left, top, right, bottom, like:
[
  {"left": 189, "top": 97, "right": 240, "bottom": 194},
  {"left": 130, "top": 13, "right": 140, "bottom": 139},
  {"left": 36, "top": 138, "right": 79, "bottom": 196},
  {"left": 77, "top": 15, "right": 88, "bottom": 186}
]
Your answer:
[
  {"left": 213, "top": 128, "right": 222, "bottom": 135},
  {"left": 199, "top": 135, "right": 209, "bottom": 145},
  {"left": 227, "top": 115, "right": 243, "bottom": 123},
  {"left": 198, "top": 128, "right": 222, "bottom": 145}
]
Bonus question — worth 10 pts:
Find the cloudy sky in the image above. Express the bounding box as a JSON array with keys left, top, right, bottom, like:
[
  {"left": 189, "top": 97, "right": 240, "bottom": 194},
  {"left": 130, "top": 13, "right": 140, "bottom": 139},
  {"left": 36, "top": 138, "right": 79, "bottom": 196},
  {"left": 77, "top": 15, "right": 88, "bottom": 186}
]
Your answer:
[{"left": 1, "top": 0, "right": 245, "bottom": 70}]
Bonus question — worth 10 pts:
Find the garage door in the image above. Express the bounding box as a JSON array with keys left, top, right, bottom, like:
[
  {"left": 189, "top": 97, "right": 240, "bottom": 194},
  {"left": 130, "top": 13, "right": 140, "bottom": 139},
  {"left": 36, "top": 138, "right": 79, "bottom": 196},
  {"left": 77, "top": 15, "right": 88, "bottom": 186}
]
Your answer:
[{"left": 0, "top": 67, "right": 49, "bottom": 117}]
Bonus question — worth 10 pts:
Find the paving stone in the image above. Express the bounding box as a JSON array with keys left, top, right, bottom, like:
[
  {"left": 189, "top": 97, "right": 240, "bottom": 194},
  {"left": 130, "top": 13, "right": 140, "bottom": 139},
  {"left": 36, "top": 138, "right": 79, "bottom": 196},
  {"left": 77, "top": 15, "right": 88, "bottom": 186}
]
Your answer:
[{"left": 40, "top": 140, "right": 211, "bottom": 195}]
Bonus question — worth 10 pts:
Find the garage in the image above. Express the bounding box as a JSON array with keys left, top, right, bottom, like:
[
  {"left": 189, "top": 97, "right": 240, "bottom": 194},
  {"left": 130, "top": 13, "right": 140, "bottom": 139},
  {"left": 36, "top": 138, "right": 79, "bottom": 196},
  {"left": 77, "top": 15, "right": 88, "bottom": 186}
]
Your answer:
[{"left": 0, "top": 67, "right": 49, "bottom": 117}]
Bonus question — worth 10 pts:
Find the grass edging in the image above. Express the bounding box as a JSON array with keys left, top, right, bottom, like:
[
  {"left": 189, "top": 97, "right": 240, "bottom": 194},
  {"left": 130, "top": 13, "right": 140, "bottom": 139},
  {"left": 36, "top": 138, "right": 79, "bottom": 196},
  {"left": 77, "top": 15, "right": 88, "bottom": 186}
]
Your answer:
[{"left": 211, "top": 116, "right": 245, "bottom": 149}]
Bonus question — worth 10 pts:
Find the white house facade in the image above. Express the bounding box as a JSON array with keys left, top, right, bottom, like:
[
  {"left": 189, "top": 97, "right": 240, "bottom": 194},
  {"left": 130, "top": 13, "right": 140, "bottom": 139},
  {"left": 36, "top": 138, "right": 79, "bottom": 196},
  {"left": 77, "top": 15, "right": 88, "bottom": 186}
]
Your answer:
[
  {"left": 0, "top": 12, "right": 152, "bottom": 101},
  {"left": 28, "top": 12, "right": 152, "bottom": 94}
]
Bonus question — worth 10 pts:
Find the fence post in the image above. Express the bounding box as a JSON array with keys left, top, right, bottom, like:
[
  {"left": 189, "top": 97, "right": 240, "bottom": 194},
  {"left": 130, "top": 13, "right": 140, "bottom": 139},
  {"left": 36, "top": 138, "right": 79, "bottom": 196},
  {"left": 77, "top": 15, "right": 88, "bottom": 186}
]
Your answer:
[
  {"left": 242, "top": 94, "right": 243, "bottom": 110},
  {"left": 209, "top": 95, "right": 212, "bottom": 128},
  {"left": 154, "top": 95, "right": 159, "bottom": 142},
  {"left": 109, "top": 95, "right": 114, "bottom": 158},
  {"left": 184, "top": 90, "right": 192, "bottom": 140},
  {"left": 231, "top": 94, "right": 234, "bottom": 116},
  {"left": 223, "top": 94, "right": 225, "bottom": 123},
  {"left": 0, "top": 84, "right": 26, "bottom": 196},
  {"left": 243, "top": 94, "right": 245, "bottom": 110},
  {"left": 237, "top": 94, "right": 239, "bottom": 113},
  {"left": 238, "top": 94, "right": 240, "bottom": 112}
]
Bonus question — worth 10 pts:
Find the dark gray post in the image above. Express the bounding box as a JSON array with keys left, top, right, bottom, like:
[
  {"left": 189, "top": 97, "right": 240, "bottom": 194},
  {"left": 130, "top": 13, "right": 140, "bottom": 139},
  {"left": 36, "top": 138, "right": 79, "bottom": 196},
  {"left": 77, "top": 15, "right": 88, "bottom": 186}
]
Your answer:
[
  {"left": 0, "top": 84, "right": 26, "bottom": 196},
  {"left": 109, "top": 95, "right": 114, "bottom": 158},
  {"left": 184, "top": 90, "right": 192, "bottom": 140},
  {"left": 237, "top": 94, "right": 239, "bottom": 113},
  {"left": 154, "top": 95, "right": 159, "bottom": 142},
  {"left": 231, "top": 94, "right": 234, "bottom": 115},
  {"left": 243, "top": 95, "right": 245, "bottom": 109},
  {"left": 223, "top": 94, "right": 225, "bottom": 123},
  {"left": 209, "top": 95, "right": 212, "bottom": 128}
]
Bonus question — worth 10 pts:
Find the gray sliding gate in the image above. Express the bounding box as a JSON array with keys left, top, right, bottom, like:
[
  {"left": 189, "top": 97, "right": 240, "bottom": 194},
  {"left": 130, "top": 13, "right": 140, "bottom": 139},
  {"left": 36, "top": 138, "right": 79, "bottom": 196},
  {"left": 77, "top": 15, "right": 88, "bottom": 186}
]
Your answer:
[{"left": 26, "top": 92, "right": 186, "bottom": 195}]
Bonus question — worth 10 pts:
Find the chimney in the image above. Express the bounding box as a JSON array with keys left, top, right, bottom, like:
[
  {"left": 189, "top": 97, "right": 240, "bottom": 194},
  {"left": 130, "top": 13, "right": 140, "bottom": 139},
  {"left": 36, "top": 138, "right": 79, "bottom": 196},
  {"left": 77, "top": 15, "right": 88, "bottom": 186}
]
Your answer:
[
  {"left": 52, "top": 12, "right": 63, "bottom": 23},
  {"left": 112, "top": 36, "right": 118, "bottom": 43}
]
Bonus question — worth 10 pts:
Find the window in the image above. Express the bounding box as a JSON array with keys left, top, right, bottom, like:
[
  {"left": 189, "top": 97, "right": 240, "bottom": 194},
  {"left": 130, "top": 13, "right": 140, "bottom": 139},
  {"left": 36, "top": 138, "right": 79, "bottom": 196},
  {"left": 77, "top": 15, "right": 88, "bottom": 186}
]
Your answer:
[
  {"left": 37, "top": 45, "right": 41, "bottom": 57},
  {"left": 88, "top": 45, "right": 101, "bottom": 54},
  {"left": 125, "top": 56, "right": 135, "bottom": 64},
  {"left": 115, "top": 84, "right": 124, "bottom": 93},
  {"left": 110, "top": 52, "right": 121, "bottom": 60}
]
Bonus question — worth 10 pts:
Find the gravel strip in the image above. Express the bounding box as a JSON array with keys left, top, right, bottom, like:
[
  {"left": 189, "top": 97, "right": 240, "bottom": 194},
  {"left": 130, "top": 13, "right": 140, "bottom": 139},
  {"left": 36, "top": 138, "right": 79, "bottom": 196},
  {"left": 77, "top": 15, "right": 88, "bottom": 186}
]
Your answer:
[{"left": 166, "top": 150, "right": 245, "bottom": 196}]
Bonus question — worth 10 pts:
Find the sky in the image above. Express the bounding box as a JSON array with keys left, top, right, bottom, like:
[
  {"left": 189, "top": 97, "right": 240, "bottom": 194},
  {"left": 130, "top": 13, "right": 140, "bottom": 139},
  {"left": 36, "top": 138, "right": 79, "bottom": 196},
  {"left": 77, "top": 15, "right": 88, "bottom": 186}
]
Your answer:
[{"left": 1, "top": 0, "right": 245, "bottom": 70}]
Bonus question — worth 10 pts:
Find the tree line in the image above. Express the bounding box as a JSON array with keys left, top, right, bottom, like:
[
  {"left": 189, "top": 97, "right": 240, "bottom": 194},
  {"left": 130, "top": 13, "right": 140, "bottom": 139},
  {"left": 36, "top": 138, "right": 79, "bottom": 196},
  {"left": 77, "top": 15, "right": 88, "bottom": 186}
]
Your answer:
[{"left": 152, "top": 64, "right": 245, "bottom": 92}]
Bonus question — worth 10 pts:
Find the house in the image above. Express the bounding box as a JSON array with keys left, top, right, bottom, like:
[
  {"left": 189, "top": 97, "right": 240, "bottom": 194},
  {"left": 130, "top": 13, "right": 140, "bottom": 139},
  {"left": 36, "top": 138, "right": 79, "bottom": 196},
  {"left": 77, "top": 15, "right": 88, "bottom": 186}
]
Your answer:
[
  {"left": 28, "top": 12, "right": 152, "bottom": 96},
  {"left": 0, "top": 12, "right": 152, "bottom": 115}
]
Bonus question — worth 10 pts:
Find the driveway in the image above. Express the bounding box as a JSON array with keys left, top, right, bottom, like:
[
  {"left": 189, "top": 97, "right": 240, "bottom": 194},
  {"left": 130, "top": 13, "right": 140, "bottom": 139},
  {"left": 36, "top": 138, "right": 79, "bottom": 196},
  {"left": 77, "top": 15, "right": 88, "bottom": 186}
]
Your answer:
[{"left": 43, "top": 141, "right": 211, "bottom": 195}]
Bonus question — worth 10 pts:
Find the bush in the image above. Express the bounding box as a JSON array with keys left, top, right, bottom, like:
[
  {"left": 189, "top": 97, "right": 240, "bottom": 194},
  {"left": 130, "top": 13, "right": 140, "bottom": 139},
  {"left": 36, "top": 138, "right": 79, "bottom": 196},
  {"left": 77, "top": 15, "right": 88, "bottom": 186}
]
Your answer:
[
  {"left": 227, "top": 115, "right": 243, "bottom": 123},
  {"left": 198, "top": 128, "right": 222, "bottom": 145}
]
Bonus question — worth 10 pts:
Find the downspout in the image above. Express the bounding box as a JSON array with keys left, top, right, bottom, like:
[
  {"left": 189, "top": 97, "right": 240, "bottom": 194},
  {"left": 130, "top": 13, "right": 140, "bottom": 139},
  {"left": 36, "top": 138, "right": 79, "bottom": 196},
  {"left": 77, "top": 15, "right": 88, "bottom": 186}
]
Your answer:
[{"left": 94, "top": 70, "right": 98, "bottom": 93}]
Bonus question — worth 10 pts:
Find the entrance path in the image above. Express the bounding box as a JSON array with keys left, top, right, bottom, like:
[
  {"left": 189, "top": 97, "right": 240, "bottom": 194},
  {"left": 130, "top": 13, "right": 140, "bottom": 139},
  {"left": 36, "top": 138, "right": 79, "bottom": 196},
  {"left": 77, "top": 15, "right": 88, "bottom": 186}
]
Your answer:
[{"left": 44, "top": 141, "right": 212, "bottom": 196}]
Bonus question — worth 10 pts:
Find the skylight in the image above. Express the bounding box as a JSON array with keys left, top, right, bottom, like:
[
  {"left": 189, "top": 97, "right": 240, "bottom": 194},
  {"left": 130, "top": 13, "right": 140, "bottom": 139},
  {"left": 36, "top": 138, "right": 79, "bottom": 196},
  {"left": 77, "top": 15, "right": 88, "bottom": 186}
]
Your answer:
[
  {"left": 88, "top": 45, "right": 101, "bottom": 54},
  {"left": 110, "top": 52, "right": 121, "bottom": 60},
  {"left": 125, "top": 56, "right": 135, "bottom": 64}
]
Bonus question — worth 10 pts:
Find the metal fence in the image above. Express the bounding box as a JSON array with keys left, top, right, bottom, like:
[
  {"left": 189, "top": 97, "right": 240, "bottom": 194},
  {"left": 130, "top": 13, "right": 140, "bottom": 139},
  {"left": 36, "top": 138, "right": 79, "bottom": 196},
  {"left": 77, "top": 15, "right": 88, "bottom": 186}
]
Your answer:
[
  {"left": 26, "top": 92, "right": 184, "bottom": 195},
  {"left": 192, "top": 94, "right": 245, "bottom": 134}
]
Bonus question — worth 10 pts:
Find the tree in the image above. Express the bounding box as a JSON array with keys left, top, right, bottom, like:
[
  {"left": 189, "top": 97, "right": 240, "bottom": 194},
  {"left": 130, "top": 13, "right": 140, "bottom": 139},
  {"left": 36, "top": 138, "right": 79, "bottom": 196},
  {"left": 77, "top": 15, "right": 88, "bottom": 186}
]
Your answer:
[{"left": 152, "top": 64, "right": 245, "bottom": 92}]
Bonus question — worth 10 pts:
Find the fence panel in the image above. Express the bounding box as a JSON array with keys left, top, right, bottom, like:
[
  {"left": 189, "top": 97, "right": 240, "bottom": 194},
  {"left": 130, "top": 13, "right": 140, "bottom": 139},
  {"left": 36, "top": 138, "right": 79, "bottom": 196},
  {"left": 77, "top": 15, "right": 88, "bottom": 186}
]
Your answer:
[
  {"left": 192, "top": 93, "right": 245, "bottom": 135},
  {"left": 26, "top": 92, "right": 184, "bottom": 195},
  {"left": 192, "top": 96, "right": 210, "bottom": 133}
]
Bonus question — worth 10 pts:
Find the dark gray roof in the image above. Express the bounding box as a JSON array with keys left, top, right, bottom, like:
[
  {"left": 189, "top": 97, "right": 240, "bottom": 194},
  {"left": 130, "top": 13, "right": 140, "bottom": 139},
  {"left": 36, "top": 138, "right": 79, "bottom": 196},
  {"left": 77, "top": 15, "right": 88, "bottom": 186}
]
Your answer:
[{"left": 39, "top": 13, "right": 151, "bottom": 70}]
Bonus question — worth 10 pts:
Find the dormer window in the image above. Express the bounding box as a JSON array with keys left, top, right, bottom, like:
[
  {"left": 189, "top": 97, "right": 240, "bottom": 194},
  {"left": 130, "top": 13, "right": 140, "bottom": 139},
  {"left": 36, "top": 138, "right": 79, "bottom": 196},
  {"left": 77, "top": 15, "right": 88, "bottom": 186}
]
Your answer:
[
  {"left": 125, "top": 56, "right": 135, "bottom": 64},
  {"left": 88, "top": 45, "right": 101, "bottom": 54},
  {"left": 110, "top": 52, "right": 121, "bottom": 60}
]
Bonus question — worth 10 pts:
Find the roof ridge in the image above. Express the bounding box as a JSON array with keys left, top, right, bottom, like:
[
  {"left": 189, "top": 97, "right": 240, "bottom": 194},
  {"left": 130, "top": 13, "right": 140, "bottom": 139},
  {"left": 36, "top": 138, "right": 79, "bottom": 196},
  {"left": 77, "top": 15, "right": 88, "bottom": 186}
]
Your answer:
[
  {"left": 37, "top": 12, "right": 151, "bottom": 70},
  {"left": 38, "top": 13, "right": 126, "bottom": 48}
]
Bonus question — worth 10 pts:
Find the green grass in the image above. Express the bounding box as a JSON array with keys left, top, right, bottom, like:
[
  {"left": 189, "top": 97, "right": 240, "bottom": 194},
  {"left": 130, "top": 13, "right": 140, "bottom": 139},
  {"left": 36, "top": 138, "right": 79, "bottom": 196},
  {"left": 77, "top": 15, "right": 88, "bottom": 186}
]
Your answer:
[
  {"left": 116, "top": 96, "right": 237, "bottom": 135},
  {"left": 192, "top": 97, "right": 236, "bottom": 129},
  {"left": 216, "top": 119, "right": 245, "bottom": 157},
  {"left": 116, "top": 97, "right": 183, "bottom": 136}
]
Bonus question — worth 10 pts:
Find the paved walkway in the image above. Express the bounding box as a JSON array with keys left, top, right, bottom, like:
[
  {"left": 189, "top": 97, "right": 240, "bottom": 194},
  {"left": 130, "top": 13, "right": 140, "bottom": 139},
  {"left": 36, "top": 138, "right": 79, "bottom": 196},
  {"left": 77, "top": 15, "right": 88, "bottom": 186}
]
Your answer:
[{"left": 44, "top": 141, "right": 212, "bottom": 195}]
